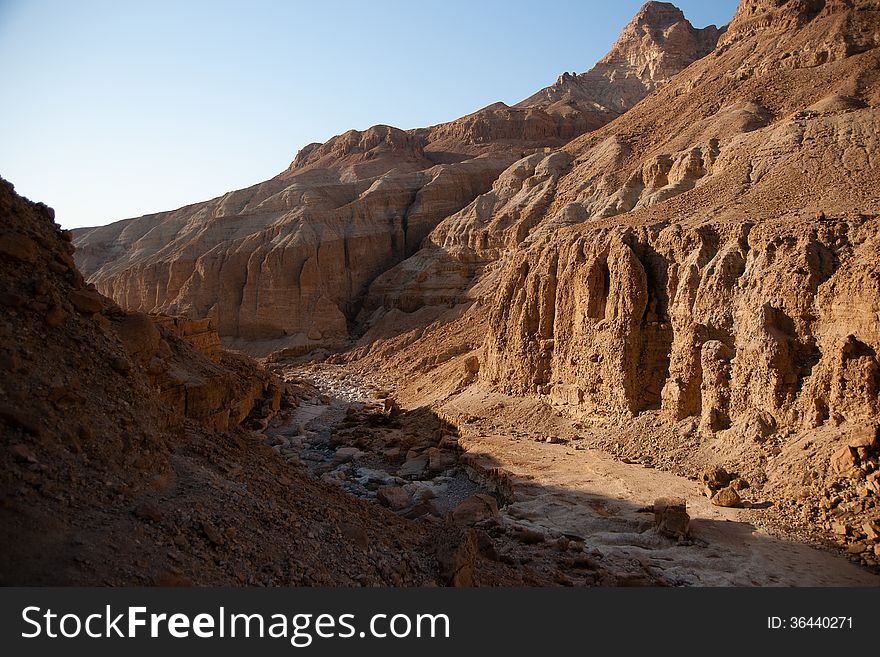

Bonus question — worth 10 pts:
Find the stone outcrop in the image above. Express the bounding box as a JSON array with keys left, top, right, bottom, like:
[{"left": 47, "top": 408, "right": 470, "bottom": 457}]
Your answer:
[
  {"left": 475, "top": 0, "right": 880, "bottom": 435},
  {"left": 518, "top": 2, "right": 721, "bottom": 116}
]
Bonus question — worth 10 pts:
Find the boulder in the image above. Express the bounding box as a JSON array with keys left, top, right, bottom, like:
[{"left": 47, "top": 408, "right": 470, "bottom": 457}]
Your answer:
[
  {"left": 377, "top": 486, "right": 412, "bottom": 511},
  {"left": 451, "top": 493, "right": 499, "bottom": 527},
  {"left": 427, "top": 447, "right": 455, "bottom": 473},
  {"left": 654, "top": 497, "right": 690, "bottom": 538},
  {"left": 702, "top": 466, "right": 732, "bottom": 490},
  {"left": 711, "top": 486, "right": 741, "bottom": 508},
  {"left": 69, "top": 288, "right": 106, "bottom": 315},
  {"left": 397, "top": 453, "right": 428, "bottom": 479},
  {"left": 114, "top": 313, "right": 161, "bottom": 363}
]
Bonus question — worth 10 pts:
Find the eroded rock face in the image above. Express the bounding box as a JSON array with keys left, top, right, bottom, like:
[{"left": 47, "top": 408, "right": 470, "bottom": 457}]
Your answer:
[
  {"left": 73, "top": 1, "right": 719, "bottom": 348},
  {"left": 481, "top": 214, "right": 879, "bottom": 433},
  {"left": 74, "top": 152, "right": 516, "bottom": 346},
  {"left": 368, "top": 0, "right": 880, "bottom": 448},
  {"left": 518, "top": 2, "right": 721, "bottom": 116}
]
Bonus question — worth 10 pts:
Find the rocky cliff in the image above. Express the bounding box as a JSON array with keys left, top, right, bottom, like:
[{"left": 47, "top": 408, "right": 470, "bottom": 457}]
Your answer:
[
  {"left": 518, "top": 2, "right": 721, "bottom": 116},
  {"left": 73, "top": 2, "right": 720, "bottom": 350},
  {"left": 352, "top": 0, "right": 880, "bottom": 557},
  {"left": 0, "top": 179, "right": 472, "bottom": 585}
]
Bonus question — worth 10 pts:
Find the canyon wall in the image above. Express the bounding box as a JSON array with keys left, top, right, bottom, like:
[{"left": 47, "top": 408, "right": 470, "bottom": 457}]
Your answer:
[
  {"left": 73, "top": 2, "right": 720, "bottom": 348},
  {"left": 367, "top": 0, "right": 880, "bottom": 445}
]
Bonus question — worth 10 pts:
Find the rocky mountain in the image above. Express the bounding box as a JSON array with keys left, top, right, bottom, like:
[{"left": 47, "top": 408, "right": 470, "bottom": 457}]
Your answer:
[
  {"left": 353, "top": 0, "right": 880, "bottom": 560},
  {"left": 2, "top": 178, "right": 570, "bottom": 586},
  {"left": 72, "top": 2, "right": 720, "bottom": 352},
  {"left": 517, "top": 2, "right": 721, "bottom": 117},
  {"left": 21, "top": 0, "right": 880, "bottom": 581}
]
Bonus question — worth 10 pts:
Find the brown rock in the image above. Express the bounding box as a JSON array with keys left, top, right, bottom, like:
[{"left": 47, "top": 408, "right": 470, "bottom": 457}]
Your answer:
[
  {"left": 451, "top": 493, "right": 499, "bottom": 527},
  {"left": 9, "top": 443, "right": 38, "bottom": 463},
  {"left": 134, "top": 502, "right": 163, "bottom": 523},
  {"left": 109, "top": 356, "right": 131, "bottom": 374},
  {"left": 654, "top": 496, "right": 690, "bottom": 538},
  {"left": 376, "top": 486, "right": 411, "bottom": 511},
  {"left": 0, "top": 233, "right": 39, "bottom": 263},
  {"left": 0, "top": 291, "right": 26, "bottom": 308},
  {"left": 201, "top": 521, "right": 225, "bottom": 547},
  {"left": 831, "top": 521, "right": 850, "bottom": 536},
  {"left": 831, "top": 446, "right": 859, "bottom": 474},
  {"left": 44, "top": 305, "right": 69, "bottom": 327},
  {"left": 711, "top": 486, "right": 741, "bottom": 508},
  {"left": 847, "top": 424, "right": 878, "bottom": 451},
  {"left": 397, "top": 453, "right": 428, "bottom": 479},
  {"left": 426, "top": 447, "right": 455, "bottom": 473},
  {"left": 511, "top": 525, "right": 545, "bottom": 544},
  {"left": 114, "top": 313, "right": 160, "bottom": 363},
  {"left": 702, "top": 467, "right": 733, "bottom": 490},
  {"left": 339, "top": 522, "right": 369, "bottom": 550},
  {"left": 69, "top": 289, "right": 105, "bottom": 315},
  {"left": 0, "top": 406, "right": 41, "bottom": 435},
  {"left": 436, "top": 527, "right": 477, "bottom": 587}
]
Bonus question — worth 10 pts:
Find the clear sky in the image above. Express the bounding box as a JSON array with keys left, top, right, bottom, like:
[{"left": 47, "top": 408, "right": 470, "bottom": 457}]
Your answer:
[{"left": 0, "top": 0, "right": 738, "bottom": 229}]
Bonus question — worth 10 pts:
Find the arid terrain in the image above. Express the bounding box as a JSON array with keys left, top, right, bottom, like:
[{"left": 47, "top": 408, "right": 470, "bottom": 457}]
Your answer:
[{"left": 3, "top": 0, "right": 880, "bottom": 586}]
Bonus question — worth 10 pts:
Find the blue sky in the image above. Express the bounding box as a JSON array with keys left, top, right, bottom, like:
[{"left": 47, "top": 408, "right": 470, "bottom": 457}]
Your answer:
[{"left": 0, "top": 0, "right": 738, "bottom": 228}]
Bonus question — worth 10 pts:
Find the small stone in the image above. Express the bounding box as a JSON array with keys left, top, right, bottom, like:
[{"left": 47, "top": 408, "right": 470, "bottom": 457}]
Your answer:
[
  {"left": 376, "top": 486, "right": 411, "bottom": 511},
  {"left": 845, "top": 542, "right": 866, "bottom": 554},
  {"left": 332, "top": 446, "right": 364, "bottom": 464},
  {"left": 134, "top": 502, "right": 163, "bottom": 523},
  {"left": 0, "top": 406, "right": 41, "bottom": 435},
  {"left": 45, "top": 305, "right": 69, "bottom": 327},
  {"left": 0, "top": 351, "right": 21, "bottom": 372},
  {"left": 711, "top": 486, "right": 741, "bottom": 508},
  {"left": 831, "top": 521, "right": 850, "bottom": 536},
  {"left": 654, "top": 496, "right": 690, "bottom": 538},
  {"left": 0, "top": 291, "right": 26, "bottom": 308},
  {"left": 110, "top": 356, "right": 131, "bottom": 373},
  {"left": 201, "top": 521, "right": 224, "bottom": 546},
  {"left": 451, "top": 494, "right": 499, "bottom": 527},
  {"left": 9, "top": 443, "right": 38, "bottom": 463},
  {"left": 69, "top": 289, "right": 105, "bottom": 315},
  {"left": 511, "top": 525, "right": 545, "bottom": 544}
]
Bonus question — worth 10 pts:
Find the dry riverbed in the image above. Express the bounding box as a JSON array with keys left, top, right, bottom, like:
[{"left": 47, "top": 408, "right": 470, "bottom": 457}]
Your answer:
[{"left": 263, "top": 363, "right": 880, "bottom": 587}]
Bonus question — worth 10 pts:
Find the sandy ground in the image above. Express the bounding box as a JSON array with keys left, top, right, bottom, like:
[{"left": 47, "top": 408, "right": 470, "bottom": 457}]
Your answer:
[
  {"left": 436, "top": 385, "right": 879, "bottom": 586},
  {"left": 283, "top": 364, "right": 879, "bottom": 586},
  {"left": 458, "top": 432, "right": 877, "bottom": 586}
]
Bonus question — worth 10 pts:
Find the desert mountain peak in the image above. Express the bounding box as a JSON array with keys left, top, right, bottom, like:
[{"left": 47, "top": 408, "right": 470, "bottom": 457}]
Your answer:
[{"left": 516, "top": 1, "right": 721, "bottom": 116}]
